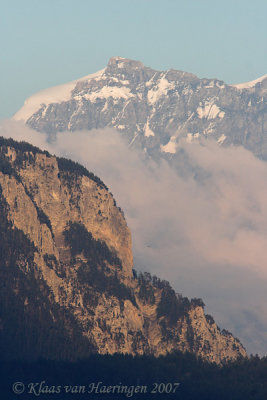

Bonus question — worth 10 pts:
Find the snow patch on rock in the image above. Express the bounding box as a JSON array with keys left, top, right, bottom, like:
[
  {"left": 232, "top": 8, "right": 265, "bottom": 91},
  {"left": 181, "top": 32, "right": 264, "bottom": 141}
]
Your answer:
[
  {"left": 197, "top": 102, "right": 224, "bottom": 120},
  {"left": 147, "top": 77, "right": 175, "bottom": 105},
  {"left": 161, "top": 136, "right": 176, "bottom": 154},
  {"left": 81, "top": 85, "right": 134, "bottom": 102},
  {"left": 217, "top": 134, "right": 227, "bottom": 144},
  {"left": 144, "top": 120, "right": 155, "bottom": 137},
  {"left": 231, "top": 74, "right": 267, "bottom": 90}
]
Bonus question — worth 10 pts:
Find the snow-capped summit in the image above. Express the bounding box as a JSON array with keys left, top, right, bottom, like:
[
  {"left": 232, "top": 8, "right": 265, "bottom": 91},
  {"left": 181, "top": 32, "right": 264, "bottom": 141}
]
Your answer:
[
  {"left": 13, "top": 57, "right": 267, "bottom": 160},
  {"left": 13, "top": 57, "right": 147, "bottom": 123}
]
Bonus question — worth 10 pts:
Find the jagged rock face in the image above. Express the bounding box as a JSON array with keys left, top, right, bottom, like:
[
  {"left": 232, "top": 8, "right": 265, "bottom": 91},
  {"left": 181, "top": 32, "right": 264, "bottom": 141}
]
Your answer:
[
  {"left": 15, "top": 56, "right": 267, "bottom": 159},
  {"left": 0, "top": 138, "right": 246, "bottom": 363}
]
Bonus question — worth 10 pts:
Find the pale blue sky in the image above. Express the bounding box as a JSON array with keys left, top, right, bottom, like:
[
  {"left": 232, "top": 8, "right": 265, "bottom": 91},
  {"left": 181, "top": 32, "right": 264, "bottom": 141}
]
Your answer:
[{"left": 1, "top": 0, "right": 267, "bottom": 118}]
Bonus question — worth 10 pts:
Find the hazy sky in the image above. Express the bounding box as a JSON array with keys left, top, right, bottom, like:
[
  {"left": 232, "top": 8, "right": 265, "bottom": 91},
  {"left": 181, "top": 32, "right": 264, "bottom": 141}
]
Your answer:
[{"left": 2, "top": 0, "right": 267, "bottom": 118}]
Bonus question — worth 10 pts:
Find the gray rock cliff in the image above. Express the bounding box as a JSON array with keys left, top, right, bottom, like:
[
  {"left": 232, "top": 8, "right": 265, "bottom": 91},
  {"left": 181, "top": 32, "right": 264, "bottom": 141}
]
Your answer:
[{"left": 14, "top": 56, "right": 267, "bottom": 159}]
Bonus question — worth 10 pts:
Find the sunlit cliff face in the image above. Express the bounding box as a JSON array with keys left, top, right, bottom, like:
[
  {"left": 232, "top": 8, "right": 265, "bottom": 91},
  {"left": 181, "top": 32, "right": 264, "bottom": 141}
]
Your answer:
[
  {"left": 0, "top": 137, "right": 247, "bottom": 362},
  {"left": 1, "top": 119, "right": 267, "bottom": 355}
]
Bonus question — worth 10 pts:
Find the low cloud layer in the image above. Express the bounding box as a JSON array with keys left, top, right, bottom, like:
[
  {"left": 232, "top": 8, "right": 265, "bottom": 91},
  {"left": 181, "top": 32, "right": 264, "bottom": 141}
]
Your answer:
[{"left": 1, "top": 119, "right": 266, "bottom": 355}]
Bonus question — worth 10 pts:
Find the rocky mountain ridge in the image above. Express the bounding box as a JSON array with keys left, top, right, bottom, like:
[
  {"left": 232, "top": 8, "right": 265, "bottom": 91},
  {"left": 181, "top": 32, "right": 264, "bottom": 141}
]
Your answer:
[
  {"left": 14, "top": 56, "right": 267, "bottom": 159},
  {"left": 0, "top": 137, "right": 246, "bottom": 363}
]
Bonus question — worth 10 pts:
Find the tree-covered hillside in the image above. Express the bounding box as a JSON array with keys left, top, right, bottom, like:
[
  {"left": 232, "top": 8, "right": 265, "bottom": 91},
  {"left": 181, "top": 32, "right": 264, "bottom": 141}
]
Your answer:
[{"left": 0, "top": 352, "right": 266, "bottom": 400}]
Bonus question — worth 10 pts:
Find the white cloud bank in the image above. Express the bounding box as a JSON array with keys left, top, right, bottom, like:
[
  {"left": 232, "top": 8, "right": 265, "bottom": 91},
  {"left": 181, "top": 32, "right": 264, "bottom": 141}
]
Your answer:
[{"left": 0, "top": 119, "right": 266, "bottom": 355}]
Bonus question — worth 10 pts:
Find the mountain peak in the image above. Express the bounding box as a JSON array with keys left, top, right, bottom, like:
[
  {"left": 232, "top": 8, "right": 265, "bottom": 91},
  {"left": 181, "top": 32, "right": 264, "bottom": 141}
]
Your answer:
[
  {"left": 13, "top": 57, "right": 267, "bottom": 161},
  {"left": 108, "top": 56, "right": 144, "bottom": 69}
]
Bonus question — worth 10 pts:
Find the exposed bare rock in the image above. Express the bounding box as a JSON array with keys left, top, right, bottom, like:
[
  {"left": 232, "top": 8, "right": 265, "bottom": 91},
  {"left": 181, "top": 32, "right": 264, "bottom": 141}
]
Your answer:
[
  {"left": 0, "top": 137, "right": 246, "bottom": 363},
  {"left": 14, "top": 56, "right": 267, "bottom": 160}
]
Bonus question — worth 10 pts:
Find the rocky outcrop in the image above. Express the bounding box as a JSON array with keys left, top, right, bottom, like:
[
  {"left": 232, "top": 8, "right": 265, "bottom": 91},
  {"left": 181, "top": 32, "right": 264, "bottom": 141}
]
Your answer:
[
  {"left": 0, "top": 137, "right": 246, "bottom": 363},
  {"left": 14, "top": 56, "right": 267, "bottom": 160}
]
